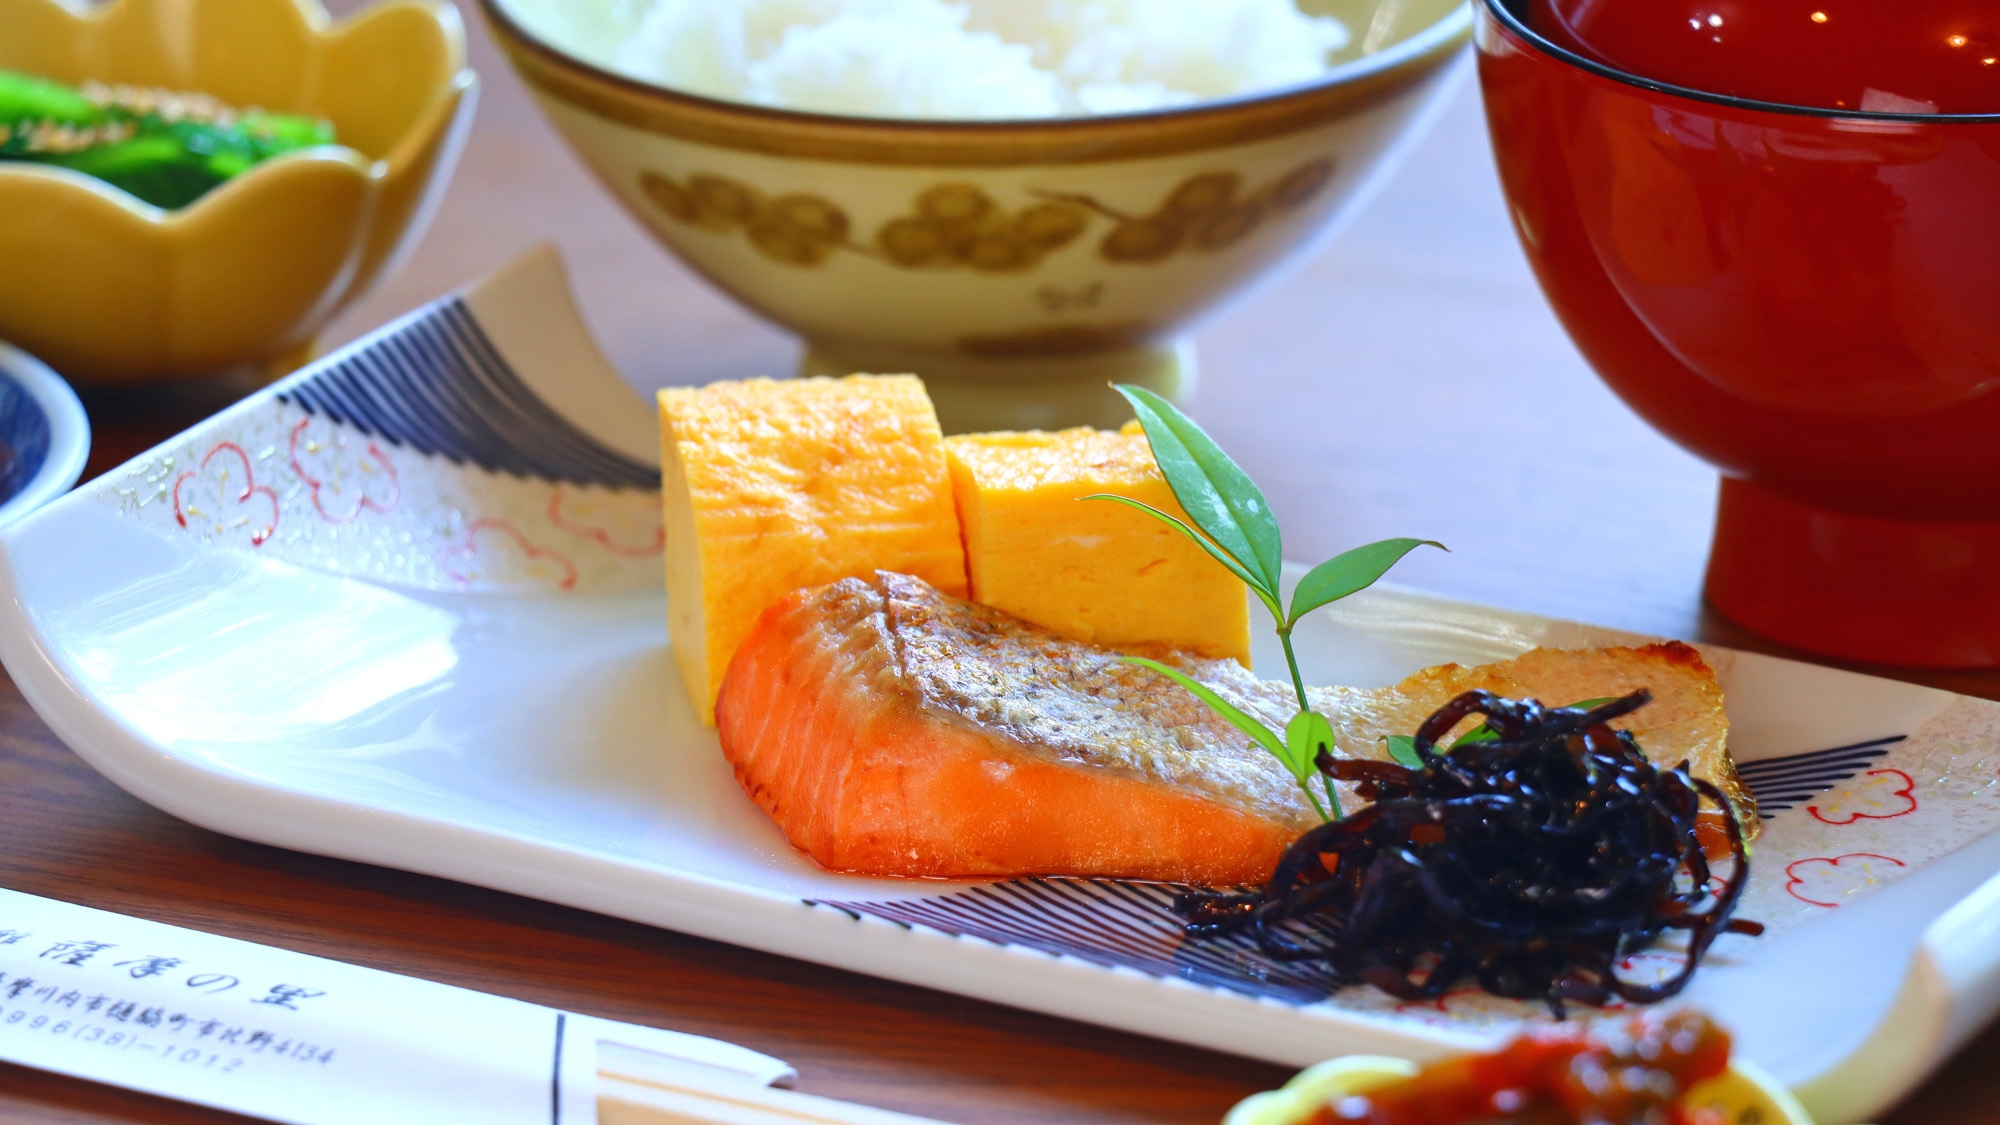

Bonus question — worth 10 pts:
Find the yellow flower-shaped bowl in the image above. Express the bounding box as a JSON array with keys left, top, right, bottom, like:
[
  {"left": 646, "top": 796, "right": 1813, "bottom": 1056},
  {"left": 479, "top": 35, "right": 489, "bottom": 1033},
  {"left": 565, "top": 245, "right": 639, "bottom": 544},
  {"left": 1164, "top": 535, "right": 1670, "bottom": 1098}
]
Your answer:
[
  {"left": 1225, "top": 1054, "right": 1816, "bottom": 1125},
  {"left": 0, "top": 0, "right": 476, "bottom": 384}
]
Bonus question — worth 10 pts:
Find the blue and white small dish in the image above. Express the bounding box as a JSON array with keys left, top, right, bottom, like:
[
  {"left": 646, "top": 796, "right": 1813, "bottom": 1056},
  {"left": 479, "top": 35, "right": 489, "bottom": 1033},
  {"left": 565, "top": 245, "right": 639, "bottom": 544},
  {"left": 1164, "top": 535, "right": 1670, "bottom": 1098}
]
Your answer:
[{"left": 0, "top": 342, "right": 89, "bottom": 529}]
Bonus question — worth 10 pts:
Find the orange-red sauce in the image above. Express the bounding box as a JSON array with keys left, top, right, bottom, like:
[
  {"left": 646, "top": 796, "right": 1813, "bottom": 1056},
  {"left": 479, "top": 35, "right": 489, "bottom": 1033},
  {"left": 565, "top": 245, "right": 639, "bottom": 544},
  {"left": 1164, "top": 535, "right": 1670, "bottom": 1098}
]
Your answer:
[{"left": 1313, "top": 1011, "right": 1731, "bottom": 1125}]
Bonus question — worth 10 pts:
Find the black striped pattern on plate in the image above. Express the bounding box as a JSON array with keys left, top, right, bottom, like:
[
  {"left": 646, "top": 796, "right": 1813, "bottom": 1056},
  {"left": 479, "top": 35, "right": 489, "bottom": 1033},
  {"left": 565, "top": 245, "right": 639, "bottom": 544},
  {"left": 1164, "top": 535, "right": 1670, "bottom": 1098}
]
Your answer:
[
  {"left": 812, "top": 878, "right": 1342, "bottom": 1005},
  {"left": 1736, "top": 736, "right": 1905, "bottom": 815},
  {"left": 279, "top": 298, "right": 659, "bottom": 489},
  {"left": 810, "top": 735, "right": 1911, "bottom": 1005}
]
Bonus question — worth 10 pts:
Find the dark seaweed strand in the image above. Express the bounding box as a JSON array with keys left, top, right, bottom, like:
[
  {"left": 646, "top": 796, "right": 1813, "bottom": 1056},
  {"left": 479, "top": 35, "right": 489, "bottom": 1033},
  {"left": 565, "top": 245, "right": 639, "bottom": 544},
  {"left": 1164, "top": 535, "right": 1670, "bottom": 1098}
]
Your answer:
[{"left": 1173, "top": 689, "right": 1763, "bottom": 1016}]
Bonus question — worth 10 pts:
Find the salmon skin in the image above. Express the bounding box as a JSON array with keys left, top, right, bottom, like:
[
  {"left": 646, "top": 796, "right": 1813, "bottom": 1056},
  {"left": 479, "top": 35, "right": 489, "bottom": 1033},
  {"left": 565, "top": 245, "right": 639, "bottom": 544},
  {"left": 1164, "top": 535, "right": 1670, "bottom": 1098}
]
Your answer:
[{"left": 715, "top": 572, "right": 1754, "bottom": 884}]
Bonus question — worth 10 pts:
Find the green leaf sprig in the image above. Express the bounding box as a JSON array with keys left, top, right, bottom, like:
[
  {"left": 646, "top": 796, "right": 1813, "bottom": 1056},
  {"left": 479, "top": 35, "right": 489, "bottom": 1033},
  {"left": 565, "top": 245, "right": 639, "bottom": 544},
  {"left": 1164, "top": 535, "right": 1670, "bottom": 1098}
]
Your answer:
[{"left": 1085, "top": 384, "right": 1445, "bottom": 821}]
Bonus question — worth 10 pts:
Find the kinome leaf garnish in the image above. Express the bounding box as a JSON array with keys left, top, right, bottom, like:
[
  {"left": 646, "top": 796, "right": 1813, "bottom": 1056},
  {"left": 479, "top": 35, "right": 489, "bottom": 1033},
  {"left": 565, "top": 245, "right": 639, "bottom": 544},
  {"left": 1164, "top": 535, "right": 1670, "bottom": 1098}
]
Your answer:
[{"left": 1084, "top": 384, "right": 1444, "bottom": 821}]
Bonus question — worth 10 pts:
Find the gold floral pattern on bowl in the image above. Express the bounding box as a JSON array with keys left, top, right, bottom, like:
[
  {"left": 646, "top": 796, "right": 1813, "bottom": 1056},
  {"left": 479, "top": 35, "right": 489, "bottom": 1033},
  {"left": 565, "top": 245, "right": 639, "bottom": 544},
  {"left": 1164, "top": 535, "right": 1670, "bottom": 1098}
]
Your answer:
[
  {"left": 639, "top": 171, "right": 850, "bottom": 266},
  {"left": 874, "top": 184, "right": 1089, "bottom": 272},
  {"left": 1053, "top": 156, "right": 1338, "bottom": 263},
  {"left": 640, "top": 172, "right": 1091, "bottom": 273},
  {"left": 636, "top": 156, "right": 1336, "bottom": 274}
]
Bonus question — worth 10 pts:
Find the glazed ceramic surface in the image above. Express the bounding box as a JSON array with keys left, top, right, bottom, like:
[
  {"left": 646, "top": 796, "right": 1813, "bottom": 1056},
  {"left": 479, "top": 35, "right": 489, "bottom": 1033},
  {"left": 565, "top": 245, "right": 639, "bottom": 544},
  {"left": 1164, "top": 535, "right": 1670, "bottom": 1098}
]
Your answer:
[
  {"left": 479, "top": 0, "right": 1470, "bottom": 432},
  {"left": 1475, "top": 0, "right": 2000, "bottom": 667},
  {"left": 4, "top": 249, "right": 2000, "bottom": 1125},
  {"left": 0, "top": 0, "right": 477, "bottom": 384},
  {"left": 0, "top": 343, "right": 88, "bottom": 528}
]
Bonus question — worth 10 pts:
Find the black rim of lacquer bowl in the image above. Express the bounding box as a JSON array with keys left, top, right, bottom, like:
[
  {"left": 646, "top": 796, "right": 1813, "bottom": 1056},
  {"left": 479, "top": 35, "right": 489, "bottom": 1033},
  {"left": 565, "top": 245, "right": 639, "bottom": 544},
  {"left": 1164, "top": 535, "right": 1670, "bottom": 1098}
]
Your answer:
[{"left": 1479, "top": 0, "right": 2000, "bottom": 124}]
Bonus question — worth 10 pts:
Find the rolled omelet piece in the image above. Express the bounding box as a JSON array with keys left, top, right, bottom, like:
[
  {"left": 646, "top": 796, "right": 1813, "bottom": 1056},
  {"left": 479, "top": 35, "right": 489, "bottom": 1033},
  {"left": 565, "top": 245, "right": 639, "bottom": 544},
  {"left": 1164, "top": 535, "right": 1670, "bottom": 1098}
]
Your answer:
[
  {"left": 943, "top": 422, "right": 1251, "bottom": 666},
  {"left": 659, "top": 375, "right": 968, "bottom": 725}
]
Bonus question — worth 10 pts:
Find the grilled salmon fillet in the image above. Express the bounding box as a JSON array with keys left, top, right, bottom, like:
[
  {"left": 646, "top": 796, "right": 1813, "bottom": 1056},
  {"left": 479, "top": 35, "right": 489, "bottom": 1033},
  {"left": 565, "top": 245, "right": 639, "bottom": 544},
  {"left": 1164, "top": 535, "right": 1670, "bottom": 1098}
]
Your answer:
[{"left": 715, "top": 572, "right": 1753, "bottom": 883}]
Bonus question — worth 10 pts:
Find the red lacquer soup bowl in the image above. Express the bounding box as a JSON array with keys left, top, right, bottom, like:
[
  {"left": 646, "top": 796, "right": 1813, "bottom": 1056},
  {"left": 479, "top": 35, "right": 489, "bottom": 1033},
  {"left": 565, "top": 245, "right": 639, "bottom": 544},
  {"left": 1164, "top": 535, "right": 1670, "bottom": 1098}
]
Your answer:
[{"left": 1475, "top": 0, "right": 2000, "bottom": 668}]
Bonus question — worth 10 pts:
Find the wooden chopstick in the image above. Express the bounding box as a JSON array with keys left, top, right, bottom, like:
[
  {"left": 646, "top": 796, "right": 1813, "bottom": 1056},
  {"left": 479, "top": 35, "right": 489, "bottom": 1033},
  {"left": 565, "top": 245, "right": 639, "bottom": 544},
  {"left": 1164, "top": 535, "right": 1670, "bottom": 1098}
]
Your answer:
[{"left": 598, "top": 1072, "right": 954, "bottom": 1125}]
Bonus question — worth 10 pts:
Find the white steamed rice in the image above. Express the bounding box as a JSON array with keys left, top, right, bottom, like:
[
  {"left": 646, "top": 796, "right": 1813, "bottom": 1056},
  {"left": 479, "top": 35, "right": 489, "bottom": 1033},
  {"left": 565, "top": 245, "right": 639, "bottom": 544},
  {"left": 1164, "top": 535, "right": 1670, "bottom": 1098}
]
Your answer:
[{"left": 527, "top": 0, "right": 1353, "bottom": 119}]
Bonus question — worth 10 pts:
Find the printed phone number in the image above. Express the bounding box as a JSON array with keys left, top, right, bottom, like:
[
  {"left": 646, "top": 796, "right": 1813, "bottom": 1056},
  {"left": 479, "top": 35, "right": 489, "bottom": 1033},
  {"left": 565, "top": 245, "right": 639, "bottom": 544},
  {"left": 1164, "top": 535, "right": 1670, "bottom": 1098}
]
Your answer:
[{"left": 0, "top": 1005, "right": 336, "bottom": 1069}]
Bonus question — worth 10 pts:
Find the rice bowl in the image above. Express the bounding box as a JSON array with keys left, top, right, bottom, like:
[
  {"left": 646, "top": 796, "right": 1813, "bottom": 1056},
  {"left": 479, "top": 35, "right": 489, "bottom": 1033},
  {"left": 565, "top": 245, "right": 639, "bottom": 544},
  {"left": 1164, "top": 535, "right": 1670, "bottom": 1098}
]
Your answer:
[{"left": 482, "top": 0, "right": 1472, "bottom": 432}]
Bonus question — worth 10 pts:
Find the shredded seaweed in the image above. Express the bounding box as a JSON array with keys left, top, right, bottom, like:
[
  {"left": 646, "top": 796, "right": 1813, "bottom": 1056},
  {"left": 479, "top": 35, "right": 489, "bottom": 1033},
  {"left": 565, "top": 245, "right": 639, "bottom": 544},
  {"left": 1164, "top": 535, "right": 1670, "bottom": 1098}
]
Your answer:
[{"left": 1174, "top": 689, "right": 1763, "bottom": 1015}]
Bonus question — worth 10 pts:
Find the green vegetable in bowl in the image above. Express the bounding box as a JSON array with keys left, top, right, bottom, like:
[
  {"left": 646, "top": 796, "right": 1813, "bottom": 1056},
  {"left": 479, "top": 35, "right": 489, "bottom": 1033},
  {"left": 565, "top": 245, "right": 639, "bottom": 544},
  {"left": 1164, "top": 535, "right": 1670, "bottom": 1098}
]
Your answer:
[{"left": 0, "top": 69, "right": 336, "bottom": 209}]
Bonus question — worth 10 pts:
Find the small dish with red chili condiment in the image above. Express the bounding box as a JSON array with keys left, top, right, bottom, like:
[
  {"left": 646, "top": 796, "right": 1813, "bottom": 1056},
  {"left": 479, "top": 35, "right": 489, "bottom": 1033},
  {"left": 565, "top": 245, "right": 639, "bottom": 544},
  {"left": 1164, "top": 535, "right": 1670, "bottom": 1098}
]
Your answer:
[{"left": 1225, "top": 1011, "right": 1814, "bottom": 1125}]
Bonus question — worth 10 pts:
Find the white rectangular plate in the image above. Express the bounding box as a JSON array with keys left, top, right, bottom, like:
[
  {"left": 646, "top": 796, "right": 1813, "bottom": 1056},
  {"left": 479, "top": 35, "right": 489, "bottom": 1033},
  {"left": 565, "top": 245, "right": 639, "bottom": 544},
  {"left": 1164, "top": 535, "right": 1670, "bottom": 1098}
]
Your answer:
[{"left": 5, "top": 249, "right": 1998, "bottom": 1125}]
